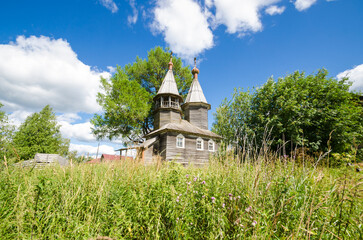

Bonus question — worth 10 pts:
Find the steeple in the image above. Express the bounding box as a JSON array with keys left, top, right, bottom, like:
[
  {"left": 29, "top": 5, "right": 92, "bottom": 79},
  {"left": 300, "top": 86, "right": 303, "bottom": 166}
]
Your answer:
[
  {"left": 185, "top": 58, "right": 209, "bottom": 104},
  {"left": 182, "top": 58, "right": 210, "bottom": 130},
  {"left": 153, "top": 52, "right": 183, "bottom": 130},
  {"left": 156, "top": 52, "right": 180, "bottom": 96}
]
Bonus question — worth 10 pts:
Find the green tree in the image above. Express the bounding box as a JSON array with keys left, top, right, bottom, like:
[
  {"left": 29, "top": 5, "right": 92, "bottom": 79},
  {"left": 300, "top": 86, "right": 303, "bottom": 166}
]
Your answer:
[
  {"left": 92, "top": 47, "right": 192, "bottom": 142},
  {"left": 0, "top": 102, "right": 15, "bottom": 160},
  {"left": 13, "top": 105, "right": 69, "bottom": 160},
  {"left": 213, "top": 69, "right": 363, "bottom": 162}
]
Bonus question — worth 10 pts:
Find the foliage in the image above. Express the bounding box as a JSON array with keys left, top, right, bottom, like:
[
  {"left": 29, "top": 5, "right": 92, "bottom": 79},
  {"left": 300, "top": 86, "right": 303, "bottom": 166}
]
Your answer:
[
  {"left": 0, "top": 159, "right": 361, "bottom": 239},
  {"left": 213, "top": 69, "right": 363, "bottom": 164},
  {"left": 92, "top": 47, "right": 192, "bottom": 142},
  {"left": 0, "top": 102, "right": 15, "bottom": 160},
  {"left": 13, "top": 105, "right": 69, "bottom": 160}
]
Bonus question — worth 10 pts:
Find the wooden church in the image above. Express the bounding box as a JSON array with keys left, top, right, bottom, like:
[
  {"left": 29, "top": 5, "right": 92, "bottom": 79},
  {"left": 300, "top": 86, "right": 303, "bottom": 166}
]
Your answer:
[{"left": 138, "top": 55, "right": 221, "bottom": 165}]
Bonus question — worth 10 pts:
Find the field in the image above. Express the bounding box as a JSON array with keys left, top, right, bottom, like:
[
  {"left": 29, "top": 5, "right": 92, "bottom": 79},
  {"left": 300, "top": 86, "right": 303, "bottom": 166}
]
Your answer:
[{"left": 0, "top": 157, "right": 362, "bottom": 239}]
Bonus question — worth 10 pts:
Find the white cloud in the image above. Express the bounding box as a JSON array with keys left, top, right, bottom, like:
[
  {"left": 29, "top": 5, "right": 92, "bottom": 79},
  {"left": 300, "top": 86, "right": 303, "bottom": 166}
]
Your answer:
[
  {"left": 59, "top": 120, "right": 96, "bottom": 142},
  {"left": 213, "top": 0, "right": 280, "bottom": 34},
  {"left": 0, "top": 36, "right": 110, "bottom": 113},
  {"left": 57, "top": 113, "right": 124, "bottom": 144},
  {"left": 100, "top": 0, "right": 118, "bottom": 13},
  {"left": 265, "top": 5, "right": 286, "bottom": 15},
  {"left": 70, "top": 143, "right": 116, "bottom": 156},
  {"left": 128, "top": 0, "right": 138, "bottom": 25},
  {"left": 294, "top": 0, "right": 317, "bottom": 11},
  {"left": 8, "top": 110, "right": 32, "bottom": 128},
  {"left": 152, "top": 0, "right": 214, "bottom": 59},
  {"left": 57, "top": 113, "right": 81, "bottom": 123},
  {"left": 337, "top": 64, "right": 363, "bottom": 92}
]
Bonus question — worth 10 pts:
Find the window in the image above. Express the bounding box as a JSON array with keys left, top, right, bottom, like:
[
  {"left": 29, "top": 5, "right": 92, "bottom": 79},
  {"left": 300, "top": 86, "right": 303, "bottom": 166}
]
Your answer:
[
  {"left": 196, "top": 137, "right": 204, "bottom": 150},
  {"left": 208, "top": 139, "right": 215, "bottom": 152},
  {"left": 176, "top": 134, "right": 185, "bottom": 148}
]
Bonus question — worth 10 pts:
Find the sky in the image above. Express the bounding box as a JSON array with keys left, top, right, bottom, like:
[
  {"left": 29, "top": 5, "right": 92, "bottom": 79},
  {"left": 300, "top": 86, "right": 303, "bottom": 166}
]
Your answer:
[{"left": 0, "top": 0, "right": 362, "bottom": 157}]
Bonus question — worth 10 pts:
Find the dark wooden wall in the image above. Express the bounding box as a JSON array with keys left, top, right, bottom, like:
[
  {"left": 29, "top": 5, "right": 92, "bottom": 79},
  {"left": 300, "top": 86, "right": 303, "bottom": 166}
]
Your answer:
[
  {"left": 164, "top": 132, "right": 218, "bottom": 165},
  {"left": 184, "top": 105, "right": 208, "bottom": 130},
  {"left": 154, "top": 109, "right": 182, "bottom": 129}
]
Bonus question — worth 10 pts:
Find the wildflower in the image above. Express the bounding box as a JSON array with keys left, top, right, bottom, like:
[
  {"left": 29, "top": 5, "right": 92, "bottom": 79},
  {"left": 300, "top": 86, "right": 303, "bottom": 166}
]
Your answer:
[
  {"left": 222, "top": 203, "right": 225, "bottom": 208},
  {"left": 202, "top": 195, "right": 205, "bottom": 198},
  {"left": 228, "top": 193, "right": 232, "bottom": 197},
  {"left": 186, "top": 174, "right": 189, "bottom": 178},
  {"left": 194, "top": 177, "right": 197, "bottom": 181},
  {"left": 252, "top": 220, "right": 257, "bottom": 227},
  {"left": 237, "top": 196, "right": 241, "bottom": 199},
  {"left": 211, "top": 197, "right": 216, "bottom": 203},
  {"left": 201, "top": 181, "right": 206, "bottom": 184},
  {"left": 176, "top": 217, "right": 179, "bottom": 222},
  {"left": 245, "top": 206, "right": 252, "bottom": 212},
  {"left": 187, "top": 182, "right": 191, "bottom": 185},
  {"left": 229, "top": 196, "right": 233, "bottom": 201}
]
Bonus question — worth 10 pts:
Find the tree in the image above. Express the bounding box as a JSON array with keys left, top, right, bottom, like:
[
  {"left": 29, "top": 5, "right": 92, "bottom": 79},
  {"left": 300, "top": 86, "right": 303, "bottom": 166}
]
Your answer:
[
  {"left": 13, "top": 105, "right": 69, "bottom": 160},
  {"left": 213, "top": 69, "right": 363, "bottom": 162},
  {"left": 91, "top": 47, "right": 193, "bottom": 142},
  {"left": 0, "top": 102, "right": 15, "bottom": 160}
]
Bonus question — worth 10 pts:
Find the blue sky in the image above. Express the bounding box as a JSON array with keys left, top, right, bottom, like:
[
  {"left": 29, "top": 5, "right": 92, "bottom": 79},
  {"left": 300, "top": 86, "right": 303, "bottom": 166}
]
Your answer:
[{"left": 1, "top": 0, "right": 362, "bottom": 156}]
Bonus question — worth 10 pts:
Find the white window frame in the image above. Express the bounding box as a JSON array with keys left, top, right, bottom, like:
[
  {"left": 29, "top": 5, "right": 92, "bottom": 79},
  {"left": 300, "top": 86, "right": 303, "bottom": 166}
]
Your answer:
[
  {"left": 196, "top": 137, "right": 204, "bottom": 151},
  {"left": 208, "top": 139, "right": 215, "bottom": 152},
  {"left": 176, "top": 134, "right": 185, "bottom": 148}
]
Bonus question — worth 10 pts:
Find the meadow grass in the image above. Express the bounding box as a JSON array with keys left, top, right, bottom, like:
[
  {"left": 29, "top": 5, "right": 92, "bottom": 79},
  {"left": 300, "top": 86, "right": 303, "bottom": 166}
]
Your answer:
[{"left": 0, "top": 157, "right": 362, "bottom": 239}]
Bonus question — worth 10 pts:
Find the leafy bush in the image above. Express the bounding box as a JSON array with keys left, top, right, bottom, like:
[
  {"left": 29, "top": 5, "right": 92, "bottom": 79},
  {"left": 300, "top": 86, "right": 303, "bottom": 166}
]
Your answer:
[{"left": 213, "top": 69, "right": 363, "bottom": 165}]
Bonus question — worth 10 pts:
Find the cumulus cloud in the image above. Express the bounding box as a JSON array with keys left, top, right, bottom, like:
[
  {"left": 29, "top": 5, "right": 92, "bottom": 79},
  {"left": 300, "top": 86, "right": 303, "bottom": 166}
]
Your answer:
[
  {"left": 150, "top": 0, "right": 333, "bottom": 58},
  {"left": 337, "top": 64, "right": 363, "bottom": 92},
  {"left": 70, "top": 143, "right": 116, "bottom": 156},
  {"left": 152, "top": 0, "right": 214, "bottom": 59},
  {"left": 57, "top": 113, "right": 81, "bottom": 123},
  {"left": 213, "top": 0, "right": 280, "bottom": 34},
  {"left": 8, "top": 110, "right": 32, "bottom": 127},
  {"left": 0, "top": 36, "right": 110, "bottom": 113},
  {"left": 294, "top": 0, "right": 317, "bottom": 11},
  {"left": 59, "top": 120, "right": 96, "bottom": 142},
  {"left": 69, "top": 143, "right": 136, "bottom": 157},
  {"left": 265, "top": 5, "right": 286, "bottom": 15},
  {"left": 99, "top": 0, "right": 118, "bottom": 13}
]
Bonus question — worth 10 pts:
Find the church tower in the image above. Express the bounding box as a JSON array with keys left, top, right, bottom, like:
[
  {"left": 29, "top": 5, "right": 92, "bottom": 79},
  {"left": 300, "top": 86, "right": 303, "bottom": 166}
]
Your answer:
[
  {"left": 153, "top": 53, "right": 184, "bottom": 129},
  {"left": 182, "top": 58, "right": 211, "bottom": 130}
]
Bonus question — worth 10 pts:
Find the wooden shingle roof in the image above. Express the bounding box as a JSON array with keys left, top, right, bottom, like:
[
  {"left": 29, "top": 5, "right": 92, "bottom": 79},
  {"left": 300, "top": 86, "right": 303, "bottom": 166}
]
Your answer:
[
  {"left": 145, "top": 119, "right": 222, "bottom": 139},
  {"left": 185, "top": 77, "right": 208, "bottom": 104},
  {"left": 156, "top": 69, "right": 180, "bottom": 96}
]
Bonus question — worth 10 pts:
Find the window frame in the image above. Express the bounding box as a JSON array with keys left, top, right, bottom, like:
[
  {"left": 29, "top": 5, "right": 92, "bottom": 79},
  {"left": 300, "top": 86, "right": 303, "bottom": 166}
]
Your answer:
[
  {"left": 208, "top": 139, "right": 215, "bottom": 152},
  {"left": 196, "top": 137, "right": 204, "bottom": 151},
  {"left": 176, "top": 134, "right": 185, "bottom": 148}
]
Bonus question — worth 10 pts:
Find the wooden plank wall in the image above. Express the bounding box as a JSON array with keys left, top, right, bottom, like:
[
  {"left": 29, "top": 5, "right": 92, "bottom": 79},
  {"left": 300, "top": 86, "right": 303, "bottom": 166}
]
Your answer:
[
  {"left": 184, "top": 106, "right": 208, "bottom": 130},
  {"left": 165, "top": 132, "right": 217, "bottom": 165},
  {"left": 154, "top": 109, "right": 182, "bottom": 129}
]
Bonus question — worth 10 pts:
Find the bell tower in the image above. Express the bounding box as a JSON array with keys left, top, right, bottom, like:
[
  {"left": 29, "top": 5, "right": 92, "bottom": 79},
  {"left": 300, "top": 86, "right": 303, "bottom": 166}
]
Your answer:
[
  {"left": 182, "top": 58, "right": 211, "bottom": 130},
  {"left": 153, "top": 53, "right": 184, "bottom": 130}
]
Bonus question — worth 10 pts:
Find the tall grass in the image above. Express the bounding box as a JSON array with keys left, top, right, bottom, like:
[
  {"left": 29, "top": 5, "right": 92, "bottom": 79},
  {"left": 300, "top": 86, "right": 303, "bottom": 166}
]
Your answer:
[{"left": 0, "top": 157, "right": 362, "bottom": 239}]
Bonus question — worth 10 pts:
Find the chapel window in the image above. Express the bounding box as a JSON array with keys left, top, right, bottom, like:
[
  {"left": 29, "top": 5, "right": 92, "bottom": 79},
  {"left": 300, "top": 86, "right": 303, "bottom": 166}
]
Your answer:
[
  {"left": 208, "top": 139, "right": 215, "bottom": 152},
  {"left": 196, "top": 137, "right": 204, "bottom": 150},
  {"left": 176, "top": 134, "right": 185, "bottom": 148}
]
